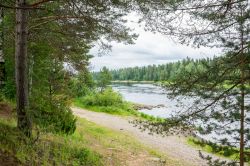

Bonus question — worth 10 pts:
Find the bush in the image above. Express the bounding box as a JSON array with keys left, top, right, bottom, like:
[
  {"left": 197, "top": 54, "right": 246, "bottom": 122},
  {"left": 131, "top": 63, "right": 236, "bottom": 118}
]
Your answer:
[
  {"left": 76, "top": 88, "right": 165, "bottom": 119},
  {"left": 30, "top": 94, "right": 76, "bottom": 135},
  {"left": 75, "top": 88, "right": 140, "bottom": 116},
  {"left": 82, "top": 88, "right": 123, "bottom": 107}
]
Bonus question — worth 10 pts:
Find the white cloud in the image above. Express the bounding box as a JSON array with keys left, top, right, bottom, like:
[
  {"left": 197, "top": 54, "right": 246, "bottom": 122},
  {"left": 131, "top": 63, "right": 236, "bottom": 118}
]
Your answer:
[{"left": 90, "top": 15, "right": 221, "bottom": 71}]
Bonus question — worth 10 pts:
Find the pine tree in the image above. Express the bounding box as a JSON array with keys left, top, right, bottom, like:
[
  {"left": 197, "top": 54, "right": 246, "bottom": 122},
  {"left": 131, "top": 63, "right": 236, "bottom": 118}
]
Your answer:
[
  {"left": 0, "top": 0, "right": 137, "bottom": 136},
  {"left": 133, "top": 0, "right": 250, "bottom": 165}
]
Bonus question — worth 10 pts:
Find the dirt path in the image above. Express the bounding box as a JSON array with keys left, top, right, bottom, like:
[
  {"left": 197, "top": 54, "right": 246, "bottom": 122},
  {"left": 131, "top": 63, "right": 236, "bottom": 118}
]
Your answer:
[{"left": 72, "top": 107, "right": 226, "bottom": 166}]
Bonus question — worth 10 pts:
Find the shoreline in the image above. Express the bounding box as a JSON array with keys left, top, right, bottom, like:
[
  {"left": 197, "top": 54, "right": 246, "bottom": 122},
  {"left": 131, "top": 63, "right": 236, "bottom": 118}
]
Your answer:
[
  {"left": 131, "top": 102, "right": 165, "bottom": 111},
  {"left": 111, "top": 80, "right": 155, "bottom": 84}
]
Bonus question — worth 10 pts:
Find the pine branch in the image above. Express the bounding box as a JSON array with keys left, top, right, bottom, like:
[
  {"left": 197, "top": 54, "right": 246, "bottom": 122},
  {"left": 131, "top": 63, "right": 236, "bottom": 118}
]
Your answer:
[
  {"left": 29, "top": 0, "right": 54, "bottom": 7},
  {"left": 0, "top": 3, "right": 43, "bottom": 10},
  {"left": 29, "top": 19, "right": 56, "bottom": 30},
  {"left": 176, "top": 82, "right": 241, "bottom": 123},
  {"left": 34, "top": 15, "right": 92, "bottom": 21},
  {"left": 156, "top": 0, "right": 246, "bottom": 11}
]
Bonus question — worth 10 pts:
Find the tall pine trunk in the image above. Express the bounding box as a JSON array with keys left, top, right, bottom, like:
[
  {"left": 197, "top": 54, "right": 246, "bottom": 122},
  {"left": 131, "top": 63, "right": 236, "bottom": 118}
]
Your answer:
[
  {"left": 239, "top": 3, "right": 245, "bottom": 165},
  {"left": 15, "top": 0, "right": 31, "bottom": 137},
  {"left": 0, "top": 7, "right": 5, "bottom": 87},
  {"left": 240, "top": 71, "right": 245, "bottom": 166}
]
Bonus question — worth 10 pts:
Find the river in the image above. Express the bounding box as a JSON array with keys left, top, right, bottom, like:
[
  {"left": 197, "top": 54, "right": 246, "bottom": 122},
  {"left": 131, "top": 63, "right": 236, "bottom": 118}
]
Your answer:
[
  {"left": 112, "top": 83, "right": 193, "bottom": 118},
  {"left": 112, "top": 83, "right": 249, "bottom": 147}
]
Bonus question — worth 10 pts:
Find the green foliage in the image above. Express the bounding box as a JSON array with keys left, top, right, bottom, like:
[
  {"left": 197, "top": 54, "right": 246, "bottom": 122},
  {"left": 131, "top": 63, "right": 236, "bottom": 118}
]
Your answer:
[
  {"left": 74, "top": 88, "right": 164, "bottom": 122},
  {"left": 70, "top": 80, "right": 92, "bottom": 98},
  {"left": 105, "top": 57, "right": 213, "bottom": 82},
  {"left": 0, "top": 92, "right": 6, "bottom": 102},
  {"left": 135, "top": 2, "right": 249, "bottom": 165},
  {"left": 0, "top": 118, "right": 102, "bottom": 166},
  {"left": 96, "top": 67, "right": 112, "bottom": 91},
  {"left": 27, "top": 41, "right": 77, "bottom": 135},
  {"left": 0, "top": 114, "right": 172, "bottom": 165},
  {"left": 31, "top": 101, "right": 77, "bottom": 135},
  {"left": 69, "top": 71, "right": 95, "bottom": 98},
  {"left": 1, "top": 12, "right": 15, "bottom": 99},
  {"left": 81, "top": 88, "right": 123, "bottom": 107},
  {"left": 0, "top": 0, "right": 138, "bottom": 136},
  {"left": 187, "top": 137, "right": 250, "bottom": 163},
  {"left": 131, "top": 54, "right": 250, "bottom": 165},
  {"left": 74, "top": 88, "right": 137, "bottom": 116}
]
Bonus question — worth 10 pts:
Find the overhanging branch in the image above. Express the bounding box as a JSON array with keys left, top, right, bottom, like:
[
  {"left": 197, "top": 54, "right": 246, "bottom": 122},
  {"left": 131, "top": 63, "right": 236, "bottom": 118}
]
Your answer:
[
  {"left": 0, "top": 3, "right": 43, "bottom": 10},
  {"left": 29, "top": 0, "right": 55, "bottom": 7}
]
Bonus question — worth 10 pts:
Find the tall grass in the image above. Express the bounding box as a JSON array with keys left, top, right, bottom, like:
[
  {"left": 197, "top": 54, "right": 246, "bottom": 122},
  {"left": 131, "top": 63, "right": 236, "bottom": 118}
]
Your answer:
[
  {"left": 0, "top": 116, "right": 176, "bottom": 165},
  {"left": 0, "top": 118, "right": 102, "bottom": 165}
]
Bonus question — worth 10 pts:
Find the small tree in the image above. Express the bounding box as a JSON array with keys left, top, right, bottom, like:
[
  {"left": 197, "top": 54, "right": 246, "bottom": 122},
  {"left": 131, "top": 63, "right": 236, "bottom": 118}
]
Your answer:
[
  {"left": 70, "top": 71, "right": 95, "bottom": 97},
  {"left": 97, "top": 67, "right": 112, "bottom": 92}
]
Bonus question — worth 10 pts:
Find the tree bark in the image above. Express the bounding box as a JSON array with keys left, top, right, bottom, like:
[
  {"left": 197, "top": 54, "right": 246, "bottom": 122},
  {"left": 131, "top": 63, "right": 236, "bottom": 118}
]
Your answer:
[
  {"left": 239, "top": 4, "right": 245, "bottom": 164},
  {"left": 15, "top": 0, "right": 31, "bottom": 137},
  {"left": 0, "top": 7, "right": 5, "bottom": 87},
  {"left": 240, "top": 72, "right": 245, "bottom": 166}
]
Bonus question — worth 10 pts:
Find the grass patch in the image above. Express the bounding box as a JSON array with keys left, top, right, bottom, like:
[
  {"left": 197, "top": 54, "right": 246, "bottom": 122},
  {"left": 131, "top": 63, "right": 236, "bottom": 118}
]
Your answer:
[
  {"left": 75, "top": 116, "right": 182, "bottom": 165},
  {"left": 112, "top": 80, "right": 155, "bottom": 84},
  {"left": 0, "top": 115, "right": 180, "bottom": 165},
  {"left": 0, "top": 118, "right": 102, "bottom": 166},
  {"left": 74, "top": 97, "right": 164, "bottom": 122},
  {"left": 187, "top": 137, "right": 250, "bottom": 163},
  {"left": 74, "top": 97, "right": 137, "bottom": 116},
  {"left": 74, "top": 96, "right": 137, "bottom": 116},
  {"left": 73, "top": 88, "right": 165, "bottom": 122}
]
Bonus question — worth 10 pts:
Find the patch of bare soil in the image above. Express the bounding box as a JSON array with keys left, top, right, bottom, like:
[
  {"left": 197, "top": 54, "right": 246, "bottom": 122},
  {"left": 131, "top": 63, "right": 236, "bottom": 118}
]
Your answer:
[
  {"left": 103, "top": 148, "right": 166, "bottom": 166},
  {"left": 0, "top": 102, "right": 14, "bottom": 118},
  {"left": 0, "top": 150, "right": 21, "bottom": 166}
]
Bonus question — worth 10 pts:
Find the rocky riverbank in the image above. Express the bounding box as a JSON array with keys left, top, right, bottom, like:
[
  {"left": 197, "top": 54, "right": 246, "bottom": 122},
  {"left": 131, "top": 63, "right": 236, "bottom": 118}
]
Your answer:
[{"left": 132, "top": 103, "right": 165, "bottom": 110}]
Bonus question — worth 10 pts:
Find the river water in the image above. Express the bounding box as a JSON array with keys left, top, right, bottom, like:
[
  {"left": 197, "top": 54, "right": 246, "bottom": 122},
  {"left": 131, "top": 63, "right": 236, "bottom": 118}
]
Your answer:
[
  {"left": 112, "top": 83, "right": 249, "bottom": 147},
  {"left": 112, "top": 83, "right": 193, "bottom": 118}
]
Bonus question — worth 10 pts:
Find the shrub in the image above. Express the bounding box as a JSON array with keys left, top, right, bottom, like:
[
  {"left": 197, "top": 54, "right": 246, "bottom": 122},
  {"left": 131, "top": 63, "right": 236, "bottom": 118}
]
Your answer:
[
  {"left": 82, "top": 88, "right": 123, "bottom": 107},
  {"left": 30, "top": 94, "right": 76, "bottom": 135}
]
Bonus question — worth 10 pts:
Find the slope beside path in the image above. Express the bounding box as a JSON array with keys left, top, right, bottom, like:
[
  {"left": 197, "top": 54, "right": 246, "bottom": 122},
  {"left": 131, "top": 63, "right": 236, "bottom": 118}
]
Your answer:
[{"left": 72, "top": 107, "right": 226, "bottom": 166}]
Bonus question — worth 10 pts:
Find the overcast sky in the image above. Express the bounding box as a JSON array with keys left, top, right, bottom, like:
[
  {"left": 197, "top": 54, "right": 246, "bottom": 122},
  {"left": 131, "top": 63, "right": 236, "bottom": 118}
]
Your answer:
[{"left": 90, "top": 15, "right": 221, "bottom": 72}]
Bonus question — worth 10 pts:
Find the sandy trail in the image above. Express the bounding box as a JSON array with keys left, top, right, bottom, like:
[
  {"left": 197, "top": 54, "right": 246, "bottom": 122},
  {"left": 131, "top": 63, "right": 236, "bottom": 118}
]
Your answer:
[{"left": 72, "top": 107, "right": 226, "bottom": 166}]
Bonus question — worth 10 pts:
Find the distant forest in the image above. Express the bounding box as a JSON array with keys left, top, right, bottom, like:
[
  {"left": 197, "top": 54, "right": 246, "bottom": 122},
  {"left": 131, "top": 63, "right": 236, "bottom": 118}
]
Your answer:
[{"left": 109, "top": 57, "right": 215, "bottom": 81}]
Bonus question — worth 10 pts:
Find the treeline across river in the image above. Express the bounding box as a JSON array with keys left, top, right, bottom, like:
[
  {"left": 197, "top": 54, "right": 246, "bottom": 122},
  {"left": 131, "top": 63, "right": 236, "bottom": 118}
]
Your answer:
[{"left": 109, "top": 57, "right": 215, "bottom": 82}]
